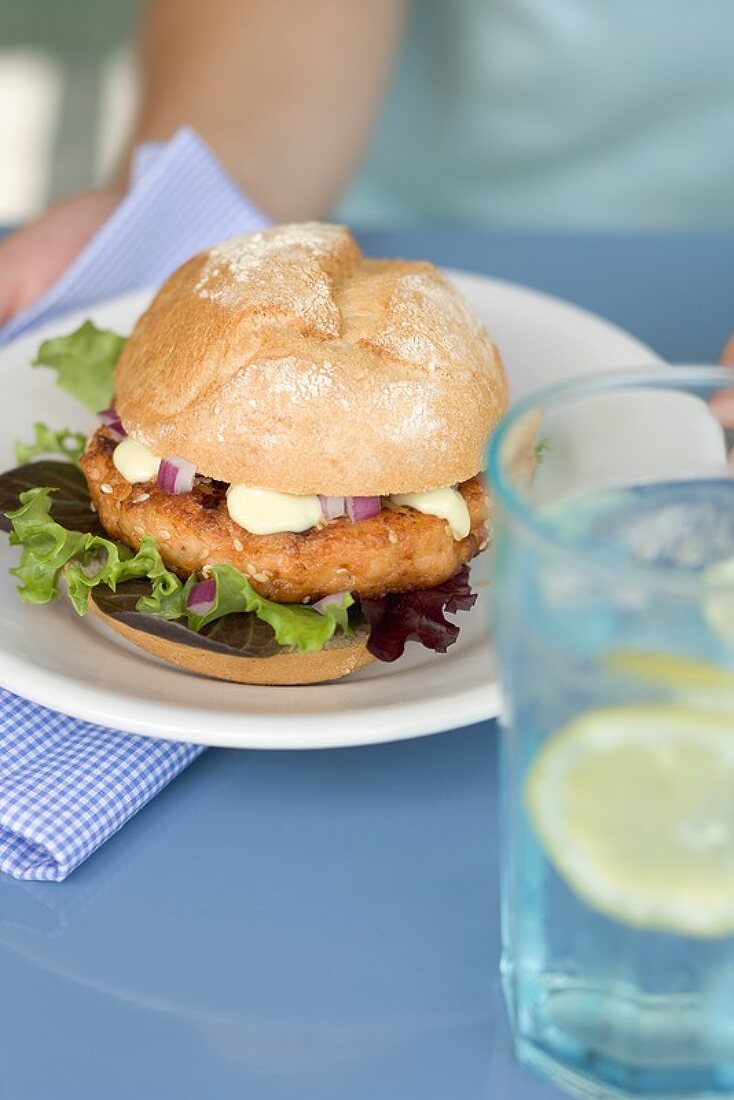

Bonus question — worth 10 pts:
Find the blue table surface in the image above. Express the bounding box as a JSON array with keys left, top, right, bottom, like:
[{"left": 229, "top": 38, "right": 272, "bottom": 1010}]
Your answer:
[{"left": 2, "top": 229, "right": 734, "bottom": 1100}]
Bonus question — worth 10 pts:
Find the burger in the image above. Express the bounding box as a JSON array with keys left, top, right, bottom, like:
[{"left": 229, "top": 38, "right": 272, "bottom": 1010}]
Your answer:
[{"left": 3, "top": 223, "right": 508, "bottom": 685}]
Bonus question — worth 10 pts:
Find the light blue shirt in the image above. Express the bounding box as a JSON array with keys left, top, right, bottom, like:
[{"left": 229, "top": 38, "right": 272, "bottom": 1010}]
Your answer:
[{"left": 337, "top": 0, "right": 734, "bottom": 229}]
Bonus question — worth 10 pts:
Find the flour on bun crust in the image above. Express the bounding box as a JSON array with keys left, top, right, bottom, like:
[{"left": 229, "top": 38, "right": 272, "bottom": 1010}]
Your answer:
[{"left": 114, "top": 223, "right": 507, "bottom": 495}]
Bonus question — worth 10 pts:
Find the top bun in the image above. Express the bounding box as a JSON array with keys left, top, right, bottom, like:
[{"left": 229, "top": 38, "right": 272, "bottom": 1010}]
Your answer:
[{"left": 114, "top": 223, "right": 507, "bottom": 495}]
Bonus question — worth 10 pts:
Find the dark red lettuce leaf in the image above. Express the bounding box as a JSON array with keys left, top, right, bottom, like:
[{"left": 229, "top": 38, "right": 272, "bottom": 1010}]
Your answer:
[{"left": 361, "top": 566, "right": 477, "bottom": 663}]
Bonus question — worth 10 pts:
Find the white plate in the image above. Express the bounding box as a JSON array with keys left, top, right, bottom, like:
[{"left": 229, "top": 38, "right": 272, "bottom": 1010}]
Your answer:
[{"left": 0, "top": 274, "right": 661, "bottom": 749}]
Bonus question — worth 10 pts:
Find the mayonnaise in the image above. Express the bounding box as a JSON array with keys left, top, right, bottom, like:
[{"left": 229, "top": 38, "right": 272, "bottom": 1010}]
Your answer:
[
  {"left": 227, "top": 485, "right": 322, "bottom": 535},
  {"left": 113, "top": 439, "right": 162, "bottom": 483},
  {"left": 390, "top": 487, "right": 470, "bottom": 540}
]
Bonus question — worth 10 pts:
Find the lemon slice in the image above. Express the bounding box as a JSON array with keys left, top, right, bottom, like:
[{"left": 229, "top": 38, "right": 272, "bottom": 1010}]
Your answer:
[
  {"left": 604, "top": 650, "right": 734, "bottom": 694},
  {"left": 526, "top": 706, "right": 734, "bottom": 937}
]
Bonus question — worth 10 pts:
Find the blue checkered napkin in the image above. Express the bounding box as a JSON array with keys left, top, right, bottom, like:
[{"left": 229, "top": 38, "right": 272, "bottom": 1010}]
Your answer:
[
  {"left": 0, "top": 691, "right": 204, "bottom": 881},
  {"left": 0, "top": 127, "right": 268, "bottom": 880},
  {"left": 0, "top": 126, "right": 270, "bottom": 343}
]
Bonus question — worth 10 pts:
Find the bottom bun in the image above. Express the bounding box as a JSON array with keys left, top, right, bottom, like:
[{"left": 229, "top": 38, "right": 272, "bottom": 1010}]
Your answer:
[{"left": 90, "top": 602, "right": 376, "bottom": 685}]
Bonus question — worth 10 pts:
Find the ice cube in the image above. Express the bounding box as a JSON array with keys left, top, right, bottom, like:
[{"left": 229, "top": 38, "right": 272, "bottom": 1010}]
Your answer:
[{"left": 550, "top": 480, "right": 734, "bottom": 571}]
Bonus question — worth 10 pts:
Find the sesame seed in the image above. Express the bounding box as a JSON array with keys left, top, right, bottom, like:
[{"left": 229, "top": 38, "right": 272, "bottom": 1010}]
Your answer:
[
  {"left": 133, "top": 492, "right": 150, "bottom": 504},
  {"left": 387, "top": 531, "right": 398, "bottom": 544},
  {"left": 100, "top": 483, "right": 113, "bottom": 494},
  {"left": 478, "top": 540, "right": 488, "bottom": 552},
  {"left": 233, "top": 538, "right": 244, "bottom": 552},
  {"left": 252, "top": 571, "right": 269, "bottom": 583},
  {"left": 246, "top": 562, "right": 256, "bottom": 576},
  {"left": 158, "top": 529, "right": 171, "bottom": 540},
  {"left": 89, "top": 502, "right": 97, "bottom": 513}
]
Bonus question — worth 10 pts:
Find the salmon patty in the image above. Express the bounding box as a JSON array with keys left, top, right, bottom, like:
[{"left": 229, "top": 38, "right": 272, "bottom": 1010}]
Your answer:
[{"left": 81, "top": 429, "right": 489, "bottom": 603}]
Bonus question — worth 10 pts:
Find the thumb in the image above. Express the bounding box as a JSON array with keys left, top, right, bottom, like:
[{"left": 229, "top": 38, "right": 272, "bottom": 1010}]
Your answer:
[{"left": 0, "top": 188, "right": 122, "bottom": 326}]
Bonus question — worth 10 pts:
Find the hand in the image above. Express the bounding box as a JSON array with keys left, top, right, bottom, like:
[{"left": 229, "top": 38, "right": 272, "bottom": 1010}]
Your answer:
[
  {"left": 710, "top": 333, "right": 734, "bottom": 429},
  {"left": 0, "top": 188, "right": 123, "bottom": 325}
]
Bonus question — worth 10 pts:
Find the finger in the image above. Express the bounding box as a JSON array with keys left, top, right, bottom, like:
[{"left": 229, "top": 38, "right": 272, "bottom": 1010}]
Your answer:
[
  {"left": 0, "top": 189, "right": 122, "bottom": 325},
  {"left": 710, "top": 388, "right": 734, "bottom": 430},
  {"left": 721, "top": 332, "right": 734, "bottom": 365}
]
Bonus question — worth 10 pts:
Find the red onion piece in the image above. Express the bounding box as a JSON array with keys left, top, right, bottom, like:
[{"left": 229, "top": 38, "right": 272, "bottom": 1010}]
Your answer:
[
  {"left": 98, "top": 406, "right": 127, "bottom": 440},
  {"left": 157, "top": 456, "right": 196, "bottom": 494},
  {"left": 186, "top": 577, "right": 216, "bottom": 616},
  {"left": 318, "top": 494, "right": 346, "bottom": 521},
  {"left": 346, "top": 496, "right": 381, "bottom": 523},
  {"left": 312, "top": 591, "right": 349, "bottom": 615}
]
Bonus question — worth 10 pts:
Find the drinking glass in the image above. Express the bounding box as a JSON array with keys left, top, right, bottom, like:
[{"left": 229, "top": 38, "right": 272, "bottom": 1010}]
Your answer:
[{"left": 488, "top": 367, "right": 734, "bottom": 1099}]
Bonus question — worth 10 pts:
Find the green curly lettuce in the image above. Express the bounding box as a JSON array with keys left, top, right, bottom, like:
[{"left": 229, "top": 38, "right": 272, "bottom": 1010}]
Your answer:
[
  {"left": 33, "top": 320, "right": 126, "bottom": 412},
  {"left": 8, "top": 486, "right": 177, "bottom": 613},
  {"left": 133, "top": 561, "right": 352, "bottom": 652},
  {"left": 180, "top": 564, "right": 353, "bottom": 652},
  {"left": 14, "top": 422, "right": 87, "bottom": 465},
  {"left": 7, "top": 487, "right": 352, "bottom": 653},
  {"left": 9, "top": 487, "right": 90, "bottom": 605}
]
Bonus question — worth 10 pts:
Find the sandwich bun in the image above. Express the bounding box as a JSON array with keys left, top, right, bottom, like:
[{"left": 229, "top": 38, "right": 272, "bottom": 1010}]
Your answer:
[
  {"left": 90, "top": 601, "right": 375, "bottom": 685},
  {"left": 114, "top": 223, "right": 507, "bottom": 496}
]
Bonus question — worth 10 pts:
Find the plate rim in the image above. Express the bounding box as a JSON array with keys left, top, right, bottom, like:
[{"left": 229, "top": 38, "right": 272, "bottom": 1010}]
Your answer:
[{"left": 0, "top": 640, "right": 499, "bottom": 749}]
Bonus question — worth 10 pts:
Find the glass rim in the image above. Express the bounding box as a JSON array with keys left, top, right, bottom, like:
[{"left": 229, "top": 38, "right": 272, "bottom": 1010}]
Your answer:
[{"left": 486, "top": 364, "right": 734, "bottom": 597}]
